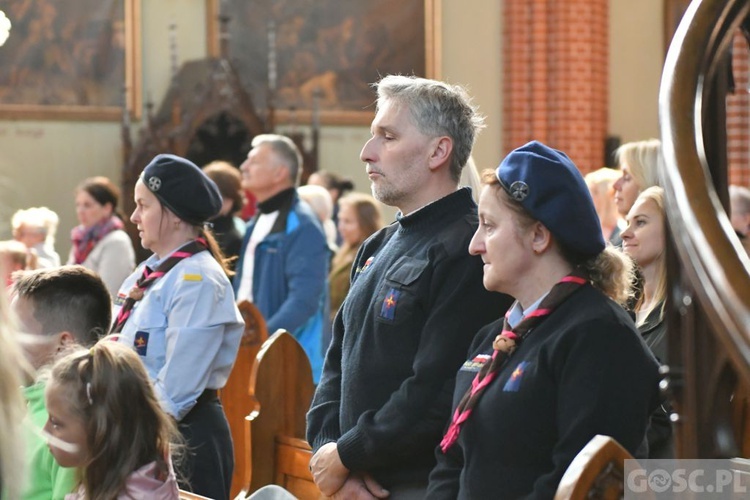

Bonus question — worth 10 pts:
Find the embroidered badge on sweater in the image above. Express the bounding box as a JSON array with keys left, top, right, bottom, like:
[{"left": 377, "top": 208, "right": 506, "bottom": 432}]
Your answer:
[
  {"left": 461, "top": 354, "right": 491, "bottom": 372},
  {"left": 357, "top": 256, "right": 374, "bottom": 274},
  {"left": 379, "top": 288, "right": 400, "bottom": 320},
  {"left": 134, "top": 331, "right": 149, "bottom": 356},
  {"left": 503, "top": 361, "right": 530, "bottom": 392}
]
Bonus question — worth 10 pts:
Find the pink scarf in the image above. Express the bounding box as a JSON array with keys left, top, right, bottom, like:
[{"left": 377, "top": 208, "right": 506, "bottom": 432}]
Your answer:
[{"left": 71, "top": 216, "right": 124, "bottom": 264}]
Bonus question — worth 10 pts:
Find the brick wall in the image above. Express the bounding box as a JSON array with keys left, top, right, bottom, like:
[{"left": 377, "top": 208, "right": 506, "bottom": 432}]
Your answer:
[
  {"left": 728, "top": 30, "right": 750, "bottom": 187},
  {"left": 503, "top": 0, "right": 608, "bottom": 174}
]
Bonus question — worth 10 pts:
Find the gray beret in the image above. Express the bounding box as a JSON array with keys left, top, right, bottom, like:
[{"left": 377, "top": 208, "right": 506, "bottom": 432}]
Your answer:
[{"left": 141, "top": 154, "right": 222, "bottom": 225}]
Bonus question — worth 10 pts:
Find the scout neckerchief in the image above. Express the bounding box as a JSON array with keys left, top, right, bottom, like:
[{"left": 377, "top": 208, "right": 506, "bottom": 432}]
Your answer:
[
  {"left": 110, "top": 238, "right": 208, "bottom": 334},
  {"left": 440, "top": 271, "right": 588, "bottom": 453}
]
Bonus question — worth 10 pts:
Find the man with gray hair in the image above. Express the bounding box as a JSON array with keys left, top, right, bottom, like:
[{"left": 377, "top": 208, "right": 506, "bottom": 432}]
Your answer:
[
  {"left": 235, "top": 133, "right": 329, "bottom": 382},
  {"left": 307, "top": 75, "right": 511, "bottom": 498}
]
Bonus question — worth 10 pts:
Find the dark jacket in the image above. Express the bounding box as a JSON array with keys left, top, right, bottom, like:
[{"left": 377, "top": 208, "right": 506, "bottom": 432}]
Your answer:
[
  {"left": 307, "top": 188, "right": 512, "bottom": 489},
  {"left": 639, "top": 301, "right": 673, "bottom": 459},
  {"left": 427, "top": 285, "right": 661, "bottom": 500}
]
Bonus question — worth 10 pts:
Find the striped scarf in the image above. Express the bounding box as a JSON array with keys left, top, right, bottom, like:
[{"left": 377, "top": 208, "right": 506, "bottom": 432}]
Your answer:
[
  {"left": 71, "top": 216, "right": 124, "bottom": 265},
  {"left": 440, "top": 271, "right": 588, "bottom": 453},
  {"left": 110, "top": 238, "right": 208, "bottom": 333}
]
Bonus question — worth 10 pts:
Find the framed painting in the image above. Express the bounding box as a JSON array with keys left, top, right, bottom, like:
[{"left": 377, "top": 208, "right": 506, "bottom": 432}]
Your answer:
[
  {"left": 0, "top": 0, "right": 141, "bottom": 120},
  {"left": 206, "top": 0, "right": 441, "bottom": 125}
]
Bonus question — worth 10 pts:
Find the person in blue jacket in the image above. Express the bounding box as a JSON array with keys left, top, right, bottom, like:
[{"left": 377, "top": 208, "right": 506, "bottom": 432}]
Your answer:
[
  {"left": 235, "top": 134, "right": 329, "bottom": 382},
  {"left": 112, "top": 154, "right": 244, "bottom": 500}
]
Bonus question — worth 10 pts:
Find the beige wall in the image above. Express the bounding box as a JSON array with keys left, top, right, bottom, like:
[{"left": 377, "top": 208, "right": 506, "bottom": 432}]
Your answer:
[
  {"left": 609, "top": 0, "right": 664, "bottom": 144},
  {"left": 0, "top": 0, "right": 662, "bottom": 256},
  {"left": 441, "top": 0, "right": 503, "bottom": 173}
]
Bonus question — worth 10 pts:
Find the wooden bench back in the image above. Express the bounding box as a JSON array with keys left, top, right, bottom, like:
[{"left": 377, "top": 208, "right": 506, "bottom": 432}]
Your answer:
[
  {"left": 221, "top": 300, "right": 269, "bottom": 499},
  {"left": 554, "top": 435, "right": 637, "bottom": 500},
  {"left": 246, "top": 329, "right": 318, "bottom": 498}
]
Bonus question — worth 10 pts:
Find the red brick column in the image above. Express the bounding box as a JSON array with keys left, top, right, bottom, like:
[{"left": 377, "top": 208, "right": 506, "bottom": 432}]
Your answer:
[
  {"left": 728, "top": 30, "right": 750, "bottom": 187},
  {"left": 503, "top": 0, "right": 608, "bottom": 174}
]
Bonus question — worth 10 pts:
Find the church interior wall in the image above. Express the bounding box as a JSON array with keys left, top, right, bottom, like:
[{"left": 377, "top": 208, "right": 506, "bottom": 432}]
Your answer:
[{"left": 0, "top": 0, "right": 663, "bottom": 258}]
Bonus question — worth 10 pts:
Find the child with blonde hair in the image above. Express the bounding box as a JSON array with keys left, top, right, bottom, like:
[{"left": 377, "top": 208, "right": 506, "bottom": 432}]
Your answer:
[{"left": 44, "top": 341, "right": 180, "bottom": 500}]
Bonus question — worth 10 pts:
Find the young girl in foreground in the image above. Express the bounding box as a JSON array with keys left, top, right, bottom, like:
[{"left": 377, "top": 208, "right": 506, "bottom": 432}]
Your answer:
[{"left": 44, "top": 341, "right": 180, "bottom": 500}]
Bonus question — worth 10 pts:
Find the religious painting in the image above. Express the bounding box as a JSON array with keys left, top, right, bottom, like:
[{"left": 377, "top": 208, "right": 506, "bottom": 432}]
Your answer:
[
  {"left": 0, "top": 0, "right": 141, "bottom": 120},
  {"left": 207, "top": 0, "right": 440, "bottom": 125}
]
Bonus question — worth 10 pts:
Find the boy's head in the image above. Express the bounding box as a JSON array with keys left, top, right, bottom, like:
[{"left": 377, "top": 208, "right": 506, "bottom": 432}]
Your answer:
[{"left": 11, "top": 265, "right": 111, "bottom": 370}]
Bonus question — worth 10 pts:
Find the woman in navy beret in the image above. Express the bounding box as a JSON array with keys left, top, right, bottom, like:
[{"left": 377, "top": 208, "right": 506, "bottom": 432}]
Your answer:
[
  {"left": 111, "top": 154, "right": 244, "bottom": 499},
  {"left": 428, "top": 141, "right": 661, "bottom": 499}
]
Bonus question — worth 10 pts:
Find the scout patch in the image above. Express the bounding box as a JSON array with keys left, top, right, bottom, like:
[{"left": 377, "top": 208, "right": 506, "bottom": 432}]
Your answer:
[
  {"left": 114, "top": 293, "right": 127, "bottom": 307},
  {"left": 183, "top": 273, "right": 203, "bottom": 281},
  {"left": 358, "top": 256, "right": 374, "bottom": 274},
  {"left": 379, "top": 288, "right": 400, "bottom": 320},
  {"left": 461, "top": 353, "right": 491, "bottom": 372},
  {"left": 134, "top": 331, "right": 149, "bottom": 356},
  {"left": 503, "top": 361, "right": 530, "bottom": 392}
]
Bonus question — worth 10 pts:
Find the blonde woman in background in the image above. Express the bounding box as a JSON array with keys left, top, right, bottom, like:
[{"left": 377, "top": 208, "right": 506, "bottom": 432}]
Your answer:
[
  {"left": 585, "top": 167, "right": 625, "bottom": 246},
  {"left": 11, "top": 207, "right": 61, "bottom": 268},
  {"left": 621, "top": 187, "right": 667, "bottom": 362},
  {"left": 461, "top": 156, "right": 482, "bottom": 203},
  {"left": 620, "top": 186, "right": 672, "bottom": 458},
  {"left": 612, "top": 139, "right": 662, "bottom": 218}
]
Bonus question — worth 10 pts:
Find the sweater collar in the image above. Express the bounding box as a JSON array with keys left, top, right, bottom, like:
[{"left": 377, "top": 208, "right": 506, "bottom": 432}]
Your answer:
[
  {"left": 396, "top": 187, "right": 475, "bottom": 231},
  {"left": 257, "top": 188, "right": 295, "bottom": 214}
]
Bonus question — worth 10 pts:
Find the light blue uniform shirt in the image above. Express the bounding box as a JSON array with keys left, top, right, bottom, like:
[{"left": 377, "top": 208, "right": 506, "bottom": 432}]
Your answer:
[
  {"left": 507, "top": 292, "right": 549, "bottom": 329},
  {"left": 113, "top": 248, "right": 244, "bottom": 421}
]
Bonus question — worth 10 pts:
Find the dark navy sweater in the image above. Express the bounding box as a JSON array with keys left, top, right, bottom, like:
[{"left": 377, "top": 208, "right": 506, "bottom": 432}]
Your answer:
[{"left": 307, "top": 187, "right": 512, "bottom": 488}]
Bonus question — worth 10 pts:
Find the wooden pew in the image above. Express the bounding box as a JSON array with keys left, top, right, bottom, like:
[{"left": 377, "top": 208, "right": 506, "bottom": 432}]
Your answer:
[
  {"left": 220, "top": 300, "right": 269, "bottom": 500},
  {"left": 275, "top": 436, "right": 320, "bottom": 499},
  {"left": 554, "top": 435, "right": 636, "bottom": 500},
  {"left": 243, "top": 329, "right": 320, "bottom": 499}
]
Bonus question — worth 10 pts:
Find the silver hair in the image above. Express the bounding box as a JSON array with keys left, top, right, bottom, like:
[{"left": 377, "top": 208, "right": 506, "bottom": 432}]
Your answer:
[
  {"left": 374, "top": 75, "right": 485, "bottom": 183},
  {"left": 251, "top": 134, "right": 304, "bottom": 185}
]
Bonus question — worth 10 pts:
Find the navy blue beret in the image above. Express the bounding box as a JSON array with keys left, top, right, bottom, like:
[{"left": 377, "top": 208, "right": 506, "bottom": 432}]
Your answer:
[
  {"left": 141, "top": 154, "right": 222, "bottom": 225},
  {"left": 496, "top": 141, "right": 605, "bottom": 258}
]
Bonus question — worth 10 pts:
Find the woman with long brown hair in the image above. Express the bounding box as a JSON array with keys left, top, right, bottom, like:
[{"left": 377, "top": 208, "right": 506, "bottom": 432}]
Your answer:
[{"left": 111, "top": 154, "right": 243, "bottom": 499}]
